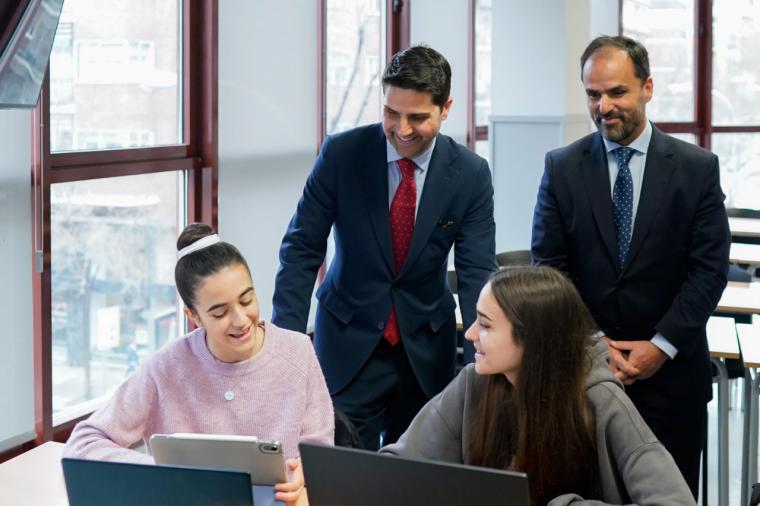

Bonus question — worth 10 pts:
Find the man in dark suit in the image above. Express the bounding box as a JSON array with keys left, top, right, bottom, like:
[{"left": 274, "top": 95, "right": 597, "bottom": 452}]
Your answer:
[
  {"left": 273, "top": 46, "right": 496, "bottom": 450},
  {"left": 531, "top": 35, "right": 729, "bottom": 497}
]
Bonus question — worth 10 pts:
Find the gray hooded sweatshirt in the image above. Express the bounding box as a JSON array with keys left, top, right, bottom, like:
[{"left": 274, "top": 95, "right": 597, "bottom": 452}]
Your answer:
[{"left": 380, "top": 339, "right": 695, "bottom": 506}]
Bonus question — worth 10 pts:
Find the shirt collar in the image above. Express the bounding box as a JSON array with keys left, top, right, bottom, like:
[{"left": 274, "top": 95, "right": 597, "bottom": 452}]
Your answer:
[
  {"left": 386, "top": 136, "right": 437, "bottom": 172},
  {"left": 602, "top": 120, "right": 652, "bottom": 155}
]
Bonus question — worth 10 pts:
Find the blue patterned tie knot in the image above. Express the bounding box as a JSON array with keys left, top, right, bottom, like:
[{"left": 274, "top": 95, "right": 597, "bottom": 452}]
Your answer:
[
  {"left": 614, "top": 147, "right": 635, "bottom": 168},
  {"left": 612, "top": 147, "right": 636, "bottom": 269}
]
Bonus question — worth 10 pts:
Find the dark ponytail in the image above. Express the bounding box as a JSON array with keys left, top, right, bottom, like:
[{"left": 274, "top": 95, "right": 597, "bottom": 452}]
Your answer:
[{"left": 175, "top": 223, "right": 250, "bottom": 311}]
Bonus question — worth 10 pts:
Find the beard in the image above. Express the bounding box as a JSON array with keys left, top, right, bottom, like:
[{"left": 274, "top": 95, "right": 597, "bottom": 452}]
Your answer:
[{"left": 593, "top": 106, "right": 646, "bottom": 144}]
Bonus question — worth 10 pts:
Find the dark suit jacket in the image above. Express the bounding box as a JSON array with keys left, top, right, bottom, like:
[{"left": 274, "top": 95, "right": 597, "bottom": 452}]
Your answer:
[
  {"left": 273, "top": 123, "right": 496, "bottom": 398},
  {"left": 532, "top": 127, "right": 730, "bottom": 409}
]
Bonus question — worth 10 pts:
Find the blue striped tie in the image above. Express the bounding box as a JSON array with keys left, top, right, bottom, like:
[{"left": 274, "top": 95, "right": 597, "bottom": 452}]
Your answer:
[{"left": 612, "top": 147, "right": 635, "bottom": 269}]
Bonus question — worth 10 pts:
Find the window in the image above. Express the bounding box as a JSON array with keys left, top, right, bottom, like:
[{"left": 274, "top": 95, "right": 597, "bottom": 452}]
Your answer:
[
  {"left": 31, "top": 0, "right": 217, "bottom": 442},
  {"left": 623, "top": 0, "right": 694, "bottom": 122},
  {"left": 623, "top": 0, "right": 760, "bottom": 211},
  {"left": 323, "top": 0, "right": 386, "bottom": 137},
  {"left": 75, "top": 39, "right": 157, "bottom": 84},
  {"left": 50, "top": 2, "right": 181, "bottom": 153},
  {"left": 468, "top": 0, "right": 492, "bottom": 162},
  {"left": 50, "top": 172, "right": 184, "bottom": 422},
  {"left": 364, "top": 54, "right": 380, "bottom": 85}
]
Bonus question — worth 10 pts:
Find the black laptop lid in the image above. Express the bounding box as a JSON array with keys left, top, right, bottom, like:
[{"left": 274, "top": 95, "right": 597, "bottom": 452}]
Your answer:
[
  {"left": 300, "top": 443, "right": 530, "bottom": 506},
  {"left": 62, "top": 458, "right": 253, "bottom": 506}
]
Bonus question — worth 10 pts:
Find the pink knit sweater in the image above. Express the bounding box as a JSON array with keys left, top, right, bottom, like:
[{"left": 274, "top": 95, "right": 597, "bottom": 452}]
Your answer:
[{"left": 64, "top": 322, "right": 334, "bottom": 463}]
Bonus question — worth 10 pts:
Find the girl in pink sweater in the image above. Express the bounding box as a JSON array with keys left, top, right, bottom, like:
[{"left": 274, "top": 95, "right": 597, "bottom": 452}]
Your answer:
[{"left": 64, "top": 223, "right": 334, "bottom": 505}]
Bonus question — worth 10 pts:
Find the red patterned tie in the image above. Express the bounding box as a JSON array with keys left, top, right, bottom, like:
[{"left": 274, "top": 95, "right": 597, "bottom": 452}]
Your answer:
[{"left": 383, "top": 158, "right": 417, "bottom": 346}]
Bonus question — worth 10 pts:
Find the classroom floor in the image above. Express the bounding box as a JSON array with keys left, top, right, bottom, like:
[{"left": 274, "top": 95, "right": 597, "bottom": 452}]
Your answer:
[{"left": 704, "top": 378, "right": 745, "bottom": 506}]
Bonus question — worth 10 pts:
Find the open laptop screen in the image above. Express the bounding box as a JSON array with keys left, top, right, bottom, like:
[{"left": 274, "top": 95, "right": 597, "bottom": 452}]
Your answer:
[
  {"left": 62, "top": 458, "right": 253, "bottom": 506},
  {"left": 300, "top": 443, "right": 529, "bottom": 506}
]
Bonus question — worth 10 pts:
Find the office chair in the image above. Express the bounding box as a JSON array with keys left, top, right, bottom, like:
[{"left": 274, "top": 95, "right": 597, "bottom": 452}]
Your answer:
[{"left": 496, "top": 250, "right": 532, "bottom": 267}]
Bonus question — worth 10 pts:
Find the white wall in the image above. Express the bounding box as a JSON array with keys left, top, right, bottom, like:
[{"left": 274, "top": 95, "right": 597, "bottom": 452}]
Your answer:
[
  {"left": 218, "top": 0, "right": 319, "bottom": 322},
  {"left": 492, "top": 0, "right": 567, "bottom": 117},
  {"left": 0, "top": 109, "right": 35, "bottom": 451},
  {"left": 489, "top": 1, "right": 619, "bottom": 252},
  {"left": 410, "top": 0, "right": 469, "bottom": 144}
]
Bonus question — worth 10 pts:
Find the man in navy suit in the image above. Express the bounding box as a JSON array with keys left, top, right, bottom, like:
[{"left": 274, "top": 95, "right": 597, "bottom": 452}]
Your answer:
[
  {"left": 273, "top": 46, "right": 496, "bottom": 450},
  {"left": 532, "top": 35, "right": 729, "bottom": 497}
]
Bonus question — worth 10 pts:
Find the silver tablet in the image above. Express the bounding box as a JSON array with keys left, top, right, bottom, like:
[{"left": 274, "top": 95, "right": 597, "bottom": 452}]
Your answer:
[{"left": 150, "top": 433, "right": 287, "bottom": 485}]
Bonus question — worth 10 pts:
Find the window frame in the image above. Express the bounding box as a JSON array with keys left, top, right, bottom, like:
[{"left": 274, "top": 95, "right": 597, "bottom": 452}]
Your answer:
[
  {"left": 317, "top": 0, "right": 410, "bottom": 148},
  {"left": 23, "top": 0, "right": 218, "bottom": 450},
  {"left": 621, "top": 0, "right": 760, "bottom": 150},
  {"left": 467, "top": 0, "right": 488, "bottom": 150}
]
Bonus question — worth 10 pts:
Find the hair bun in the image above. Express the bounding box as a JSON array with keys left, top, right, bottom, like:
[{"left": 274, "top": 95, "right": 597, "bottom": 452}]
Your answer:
[{"left": 177, "top": 223, "right": 216, "bottom": 251}]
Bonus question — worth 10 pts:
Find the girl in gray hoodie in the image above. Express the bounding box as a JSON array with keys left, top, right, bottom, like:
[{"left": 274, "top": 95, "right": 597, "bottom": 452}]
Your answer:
[{"left": 380, "top": 266, "right": 694, "bottom": 506}]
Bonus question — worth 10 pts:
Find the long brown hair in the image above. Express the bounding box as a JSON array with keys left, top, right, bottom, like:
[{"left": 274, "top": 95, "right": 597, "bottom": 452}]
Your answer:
[{"left": 467, "top": 266, "right": 600, "bottom": 505}]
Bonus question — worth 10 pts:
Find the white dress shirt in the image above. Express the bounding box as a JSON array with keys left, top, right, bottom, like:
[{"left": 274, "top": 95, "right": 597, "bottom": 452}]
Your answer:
[{"left": 601, "top": 121, "right": 678, "bottom": 359}]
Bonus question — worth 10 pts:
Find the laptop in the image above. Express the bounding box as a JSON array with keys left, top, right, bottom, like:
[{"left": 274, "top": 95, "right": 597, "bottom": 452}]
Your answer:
[
  {"left": 150, "top": 433, "right": 287, "bottom": 485},
  {"left": 299, "top": 443, "right": 530, "bottom": 506},
  {"left": 62, "top": 458, "right": 253, "bottom": 506}
]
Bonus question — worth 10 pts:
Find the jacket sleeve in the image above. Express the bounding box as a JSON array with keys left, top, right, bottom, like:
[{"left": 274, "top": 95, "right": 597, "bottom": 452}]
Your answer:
[
  {"left": 587, "top": 384, "right": 695, "bottom": 506},
  {"left": 654, "top": 154, "right": 730, "bottom": 354},
  {"left": 272, "top": 136, "right": 338, "bottom": 333},
  {"left": 547, "top": 433, "right": 696, "bottom": 506},
  {"left": 531, "top": 151, "right": 570, "bottom": 274},
  {"left": 453, "top": 158, "right": 497, "bottom": 336},
  {"left": 379, "top": 367, "right": 471, "bottom": 463},
  {"left": 62, "top": 365, "right": 157, "bottom": 464},
  {"left": 548, "top": 494, "right": 632, "bottom": 506}
]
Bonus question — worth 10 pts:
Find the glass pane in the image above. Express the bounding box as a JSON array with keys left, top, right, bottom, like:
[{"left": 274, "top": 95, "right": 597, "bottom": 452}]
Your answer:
[
  {"left": 711, "top": 133, "right": 760, "bottom": 210},
  {"left": 669, "top": 132, "right": 697, "bottom": 144},
  {"left": 325, "top": 0, "right": 384, "bottom": 135},
  {"left": 474, "top": 0, "right": 492, "bottom": 126},
  {"left": 49, "top": 0, "right": 182, "bottom": 153},
  {"left": 712, "top": 0, "right": 760, "bottom": 125},
  {"left": 622, "top": 0, "right": 695, "bottom": 122},
  {"left": 51, "top": 171, "right": 185, "bottom": 422},
  {"left": 475, "top": 139, "right": 490, "bottom": 166}
]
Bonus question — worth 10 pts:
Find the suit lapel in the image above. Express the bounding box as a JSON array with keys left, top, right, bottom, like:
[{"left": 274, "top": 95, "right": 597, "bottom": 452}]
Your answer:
[
  {"left": 623, "top": 127, "right": 676, "bottom": 272},
  {"left": 581, "top": 134, "right": 619, "bottom": 268},
  {"left": 362, "top": 126, "right": 395, "bottom": 273},
  {"left": 397, "top": 135, "right": 459, "bottom": 279}
]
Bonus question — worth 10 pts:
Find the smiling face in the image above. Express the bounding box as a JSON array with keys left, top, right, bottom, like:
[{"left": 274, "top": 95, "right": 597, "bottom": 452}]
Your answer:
[
  {"left": 464, "top": 283, "right": 524, "bottom": 384},
  {"left": 184, "top": 263, "right": 262, "bottom": 363},
  {"left": 382, "top": 85, "right": 452, "bottom": 159},
  {"left": 583, "top": 47, "right": 653, "bottom": 146}
]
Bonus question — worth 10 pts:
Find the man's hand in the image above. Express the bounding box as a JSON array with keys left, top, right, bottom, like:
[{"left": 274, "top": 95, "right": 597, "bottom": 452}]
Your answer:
[
  {"left": 603, "top": 337, "right": 636, "bottom": 385},
  {"left": 607, "top": 339, "right": 668, "bottom": 383}
]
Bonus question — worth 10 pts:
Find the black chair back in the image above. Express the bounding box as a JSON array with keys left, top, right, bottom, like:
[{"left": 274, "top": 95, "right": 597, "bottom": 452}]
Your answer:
[{"left": 496, "top": 250, "right": 532, "bottom": 267}]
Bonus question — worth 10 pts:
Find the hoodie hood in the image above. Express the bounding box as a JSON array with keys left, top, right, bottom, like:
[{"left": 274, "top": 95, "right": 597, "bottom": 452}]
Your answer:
[{"left": 584, "top": 337, "right": 624, "bottom": 391}]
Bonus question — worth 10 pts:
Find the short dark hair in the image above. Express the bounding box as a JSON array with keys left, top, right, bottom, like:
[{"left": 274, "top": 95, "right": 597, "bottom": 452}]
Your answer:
[
  {"left": 580, "top": 35, "right": 650, "bottom": 83},
  {"left": 381, "top": 45, "right": 451, "bottom": 108},
  {"left": 175, "top": 223, "right": 250, "bottom": 312}
]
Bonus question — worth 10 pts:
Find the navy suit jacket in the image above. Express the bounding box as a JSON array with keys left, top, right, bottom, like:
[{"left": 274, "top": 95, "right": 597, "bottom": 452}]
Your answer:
[
  {"left": 532, "top": 127, "right": 730, "bottom": 409},
  {"left": 273, "top": 123, "right": 496, "bottom": 398}
]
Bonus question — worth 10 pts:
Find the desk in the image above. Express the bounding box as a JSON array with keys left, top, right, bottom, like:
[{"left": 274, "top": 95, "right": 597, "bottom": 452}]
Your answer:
[
  {"left": 716, "top": 281, "right": 760, "bottom": 315},
  {"left": 731, "top": 243, "right": 760, "bottom": 266},
  {"left": 0, "top": 441, "right": 67, "bottom": 506},
  {"left": 454, "top": 294, "right": 462, "bottom": 330},
  {"left": 730, "top": 217, "right": 760, "bottom": 239},
  {"left": 738, "top": 324, "right": 760, "bottom": 506},
  {"left": 707, "top": 316, "right": 739, "bottom": 506}
]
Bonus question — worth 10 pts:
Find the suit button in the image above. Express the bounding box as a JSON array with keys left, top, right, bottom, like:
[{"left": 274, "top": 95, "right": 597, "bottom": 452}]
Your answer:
[{"left": 377, "top": 322, "right": 385, "bottom": 330}]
